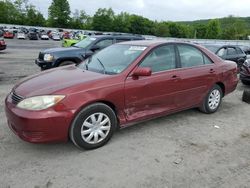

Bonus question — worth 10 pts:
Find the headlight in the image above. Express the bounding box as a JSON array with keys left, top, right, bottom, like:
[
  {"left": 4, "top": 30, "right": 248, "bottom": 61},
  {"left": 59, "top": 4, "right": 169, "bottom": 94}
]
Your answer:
[
  {"left": 44, "top": 54, "right": 54, "bottom": 62},
  {"left": 17, "top": 95, "right": 65, "bottom": 111},
  {"left": 244, "top": 60, "right": 250, "bottom": 67}
]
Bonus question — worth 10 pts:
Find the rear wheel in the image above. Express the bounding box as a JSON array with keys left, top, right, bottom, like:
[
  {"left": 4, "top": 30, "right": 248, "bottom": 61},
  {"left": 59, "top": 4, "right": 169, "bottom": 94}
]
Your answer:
[
  {"left": 242, "top": 89, "right": 250, "bottom": 103},
  {"left": 242, "top": 80, "right": 250, "bottom": 85},
  {"left": 59, "top": 61, "right": 75, "bottom": 67},
  {"left": 199, "top": 85, "right": 222, "bottom": 114},
  {"left": 70, "top": 103, "right": 117, "bottom": 150}
]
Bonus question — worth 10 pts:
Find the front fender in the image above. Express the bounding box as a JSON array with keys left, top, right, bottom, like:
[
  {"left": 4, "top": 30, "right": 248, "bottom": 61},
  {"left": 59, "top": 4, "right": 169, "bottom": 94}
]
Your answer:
[{"left": 54, "top": 56, "right": 83, "bottom": 67}]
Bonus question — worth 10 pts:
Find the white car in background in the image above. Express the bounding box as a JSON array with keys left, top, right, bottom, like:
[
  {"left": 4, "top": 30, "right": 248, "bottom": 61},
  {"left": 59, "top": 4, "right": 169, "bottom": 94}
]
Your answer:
[
  {"left": 17, "top": 32, "right": 25, "bottom": 39},
  {"left": 52, "top": 34, "right": 60, "bottom": 41},
  {"left": 41, "top": 33, "right": 49, "bottom": 40}
]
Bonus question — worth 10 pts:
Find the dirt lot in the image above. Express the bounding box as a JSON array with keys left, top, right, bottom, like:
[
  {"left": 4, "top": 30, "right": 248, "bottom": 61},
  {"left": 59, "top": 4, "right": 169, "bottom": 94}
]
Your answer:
[{"left": 0, "top": 39, "right": 250, "bottom": 188}]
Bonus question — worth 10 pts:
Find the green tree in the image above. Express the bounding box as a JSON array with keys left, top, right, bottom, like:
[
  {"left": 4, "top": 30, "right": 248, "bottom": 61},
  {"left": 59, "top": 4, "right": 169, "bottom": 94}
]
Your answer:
[
  {"left": 154, "top": 22, "right": 170, "bottom": 37},
  {"left": 92, "top": 8, "right": 115, "bottom": 31},
  {"left": 0, "top": 0, "right": 26, "bottom": 24},
  {"left": 0, "top": 1, "right": 14, "bottom": 24},
  {"left": 168, "top": 23, "right": 191, "bottom": 38},
  {"left": 113, "top": 12, "right": 131, "bottom": 33},
  {"left": 13, "top": 0, "right": 28, "bottom": 24},
  {"left": 26, "top": 5, "right": 45, "bottom": 26},
  {"left": 48, "top": 0, "right": 71, "bottom": 28},
  {"left": 194, "top": 24, "right": 207, "bottom": 39},
  {"left": 206, "top": 19, "right": 221, "bottom": 39},
  {"left": 71, "top": 9, "right": 91, "bottom": 29},
  {"left": 128, "top": 15, "right": 155, "bottom": 35},
  {"left": 221, "top": 16, "right": 247, "bottom": 39}
]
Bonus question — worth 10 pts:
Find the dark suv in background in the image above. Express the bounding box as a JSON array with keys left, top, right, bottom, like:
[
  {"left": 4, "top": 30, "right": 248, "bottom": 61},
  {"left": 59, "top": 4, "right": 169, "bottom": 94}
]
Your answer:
[
  {"left": 204, "top": 44, "right": 246, "bottom": 68},
  {"left": 35, "top": 34, "right": 145, "bottom": 70},
  {"left": 28, "top": 32, "right": 38, "bottom": 40}
]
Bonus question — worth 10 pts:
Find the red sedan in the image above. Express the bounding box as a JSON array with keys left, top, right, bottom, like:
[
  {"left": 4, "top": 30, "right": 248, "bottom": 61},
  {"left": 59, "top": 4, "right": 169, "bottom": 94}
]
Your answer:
[
  {"left": 3, "top": 31, "right": 14, "bottom": 39},
  {"left": 0, "top": 39, "right": 6, "bottom": 50},
  {"left": 5, "top": 41, "right": 238, "bottom": 149}
]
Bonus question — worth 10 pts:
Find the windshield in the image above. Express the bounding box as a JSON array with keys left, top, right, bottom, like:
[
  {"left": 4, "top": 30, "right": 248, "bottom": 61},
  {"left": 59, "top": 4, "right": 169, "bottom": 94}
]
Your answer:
[
  {"left": 78, "top": 44, "right": 147, "bottom": 75},
  {"left": 74, "top": 36, "right": 97, "bottom": 48}
]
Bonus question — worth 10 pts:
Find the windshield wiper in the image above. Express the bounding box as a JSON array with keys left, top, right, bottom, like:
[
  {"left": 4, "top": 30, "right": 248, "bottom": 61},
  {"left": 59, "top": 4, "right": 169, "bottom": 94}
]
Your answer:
[
  {"left": 85, "top": 56, "right": 92, "bottom": 70},
  {"left": 96, "top": 58, "right": 106, "bottom": 74}
]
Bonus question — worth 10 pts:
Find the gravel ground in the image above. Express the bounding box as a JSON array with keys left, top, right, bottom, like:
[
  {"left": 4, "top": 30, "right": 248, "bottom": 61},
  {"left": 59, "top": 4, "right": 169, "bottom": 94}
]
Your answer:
[{"left": 0, "top": 38, "right": 250, "bottom": 188}]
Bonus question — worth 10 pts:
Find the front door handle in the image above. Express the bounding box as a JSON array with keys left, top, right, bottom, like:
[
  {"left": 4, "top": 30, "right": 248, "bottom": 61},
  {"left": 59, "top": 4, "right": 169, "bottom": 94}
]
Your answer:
[{"left": 171, "top": 75, "right": 181, "bottom": 80}]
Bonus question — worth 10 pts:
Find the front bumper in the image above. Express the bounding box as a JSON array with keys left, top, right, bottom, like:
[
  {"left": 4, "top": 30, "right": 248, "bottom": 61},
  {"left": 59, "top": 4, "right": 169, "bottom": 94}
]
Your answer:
[
  {"left": 240, "top": 72, "right": 250, "bottom": 82},
  {"left": 5, "top": 94, "right": 74, "bottom": 143},
  {"left": 35, "top": 59, "right": 53, "bottom": 69},
  {"left": 240, "top": 65, "right": 250, "bottom": 81}
]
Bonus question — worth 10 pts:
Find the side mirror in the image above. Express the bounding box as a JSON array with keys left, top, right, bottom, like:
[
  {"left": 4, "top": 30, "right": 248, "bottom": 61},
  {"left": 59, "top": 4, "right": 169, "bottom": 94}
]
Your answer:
[
  {"left": 132, "top": 67, "right": 152, "bottom": 78},
  {"left": 90, "top": 45, "right": 100, "bottom": 52}
]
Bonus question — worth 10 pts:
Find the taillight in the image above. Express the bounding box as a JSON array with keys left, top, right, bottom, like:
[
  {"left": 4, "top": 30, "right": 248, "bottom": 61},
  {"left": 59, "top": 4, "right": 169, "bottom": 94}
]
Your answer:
[
  {"left": 233, "top": 66, "right": 238, "bottom": 75},
  {"left": 0, "top": 40, "right": 5, "bottom": 45}
]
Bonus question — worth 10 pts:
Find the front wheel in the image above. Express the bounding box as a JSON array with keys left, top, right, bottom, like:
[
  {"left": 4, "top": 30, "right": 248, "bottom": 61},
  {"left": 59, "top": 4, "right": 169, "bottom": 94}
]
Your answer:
[
  {"left": 70, "top": 103, "right": 117, "bottom": 150},
  {"left": 199, "top": 85, "right": 222, "bottom": 114},
  {"left": 59, "top": 61, "right": 75, "bottom": 67}
]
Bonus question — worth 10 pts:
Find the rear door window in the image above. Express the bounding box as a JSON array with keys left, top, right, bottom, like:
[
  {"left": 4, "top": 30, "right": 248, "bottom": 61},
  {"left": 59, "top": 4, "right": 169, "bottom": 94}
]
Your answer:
[{"left": 177, "top": 45, "right": 205, "bottom": 68}]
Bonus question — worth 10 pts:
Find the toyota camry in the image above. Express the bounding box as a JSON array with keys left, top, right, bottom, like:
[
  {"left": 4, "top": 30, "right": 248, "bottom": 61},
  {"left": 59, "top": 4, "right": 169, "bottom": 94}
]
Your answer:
[{"left": 5, "top": 40, "right": 238, "bottom": 149}]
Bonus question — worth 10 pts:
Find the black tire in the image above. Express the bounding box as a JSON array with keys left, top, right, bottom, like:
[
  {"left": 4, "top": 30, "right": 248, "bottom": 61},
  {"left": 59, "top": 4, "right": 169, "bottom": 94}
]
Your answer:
[
  {"left": 40, "top": 67, "right": 46, "bottom": 71},
  {"left": 242, "top": 89, "right": 250, "bottom": 104},
  {"left": 70, "top": 103, "right": 117, "bottom": 150},
  {"left": 59, "top": 61, "right": 75, "bottom": 67},
  {"left": 241, "top": 80, "right": 250, "bottom": 85},
  {"left": 199, "top": 84, "right": 223, "bottom": 114}
]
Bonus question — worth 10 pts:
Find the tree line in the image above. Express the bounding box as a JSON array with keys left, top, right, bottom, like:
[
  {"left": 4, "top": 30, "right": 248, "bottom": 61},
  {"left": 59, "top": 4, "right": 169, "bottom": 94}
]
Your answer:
[{"left": 1, "top": 0, "right": 250, "bottom": 40}]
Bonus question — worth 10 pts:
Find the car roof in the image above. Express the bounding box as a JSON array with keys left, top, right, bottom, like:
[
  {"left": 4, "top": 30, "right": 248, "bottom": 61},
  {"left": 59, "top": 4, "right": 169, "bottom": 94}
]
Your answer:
[
  {"left": 119, "top": 40, "right": 200, "bottom": 47},
  {"left": 91, "top": 35, "right": 144, "bottom": 39},
  {"left": 203, "top": 44, "right": 241, "bottom": 48}
]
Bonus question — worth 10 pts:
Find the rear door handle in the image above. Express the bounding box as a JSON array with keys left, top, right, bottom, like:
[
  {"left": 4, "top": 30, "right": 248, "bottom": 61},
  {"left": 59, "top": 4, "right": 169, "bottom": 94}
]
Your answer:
[{"left": 209, "top": 69, "right": 215, "bottom": 73}]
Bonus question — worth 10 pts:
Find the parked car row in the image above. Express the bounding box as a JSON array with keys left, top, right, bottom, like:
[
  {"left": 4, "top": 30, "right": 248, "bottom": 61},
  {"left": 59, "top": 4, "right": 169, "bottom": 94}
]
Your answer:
[{"left": 0, "top": 28, "right": 62, "bottom": 41}]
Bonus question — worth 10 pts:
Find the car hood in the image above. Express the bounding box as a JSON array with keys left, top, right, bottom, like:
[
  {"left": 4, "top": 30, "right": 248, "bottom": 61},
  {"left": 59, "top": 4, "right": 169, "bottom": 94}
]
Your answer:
[
  {"left": 13, "top": 65, "right": 108, "bottom": 97},
  {"left": 42, "top": 47, "right": 84, "bottom": 54}
]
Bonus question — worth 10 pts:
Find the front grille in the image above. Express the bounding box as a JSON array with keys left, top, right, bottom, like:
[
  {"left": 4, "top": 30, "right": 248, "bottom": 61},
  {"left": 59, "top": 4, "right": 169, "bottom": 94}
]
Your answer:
[
  {"left": 38, "top": 52, "right": 44, "bottom": 60},
  {"left": 11, "top": 92, "right": 24, "bottom": 105}
]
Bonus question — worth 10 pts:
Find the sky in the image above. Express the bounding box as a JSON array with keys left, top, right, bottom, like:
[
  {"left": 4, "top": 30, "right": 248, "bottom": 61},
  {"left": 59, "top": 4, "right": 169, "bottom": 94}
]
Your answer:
[{"left": 29, "top": 0, "right": 250, "bottom": 21}]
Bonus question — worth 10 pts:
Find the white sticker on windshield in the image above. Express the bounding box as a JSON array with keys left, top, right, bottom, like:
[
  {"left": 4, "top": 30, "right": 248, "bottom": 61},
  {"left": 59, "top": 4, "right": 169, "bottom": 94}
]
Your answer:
[
  {"left": 90, "top": 37, "right": 97, "bottom": 41},
  {"left": 129, "top": 46, "right": 147, "bottom": 51}
]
